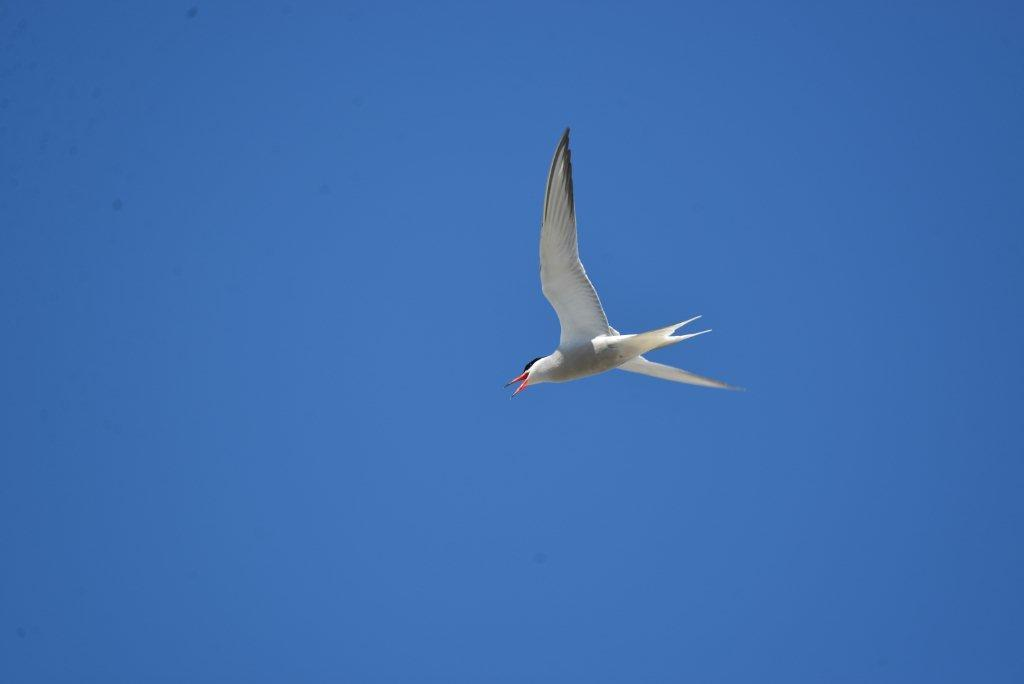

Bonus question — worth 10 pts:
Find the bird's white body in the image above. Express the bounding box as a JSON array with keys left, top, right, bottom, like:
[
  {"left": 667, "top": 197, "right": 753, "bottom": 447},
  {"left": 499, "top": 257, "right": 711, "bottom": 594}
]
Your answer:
[
  {"left": 527, "top": 317, "right": 709, "bottom": 384},
  {"left": 507, "top": 129, "right": 737, "bottom": 395},
  {"left": 527, "top": 336, "right": 634, "bottom": 384}
]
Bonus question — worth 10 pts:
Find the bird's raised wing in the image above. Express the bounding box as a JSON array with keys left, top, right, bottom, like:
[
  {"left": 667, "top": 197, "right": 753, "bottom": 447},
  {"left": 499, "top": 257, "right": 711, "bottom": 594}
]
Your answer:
[
  {"left": 540, "top": 128, "right": 610, "bottom": 345},
  {"left": 617, "top": 355, "right": 741, "bottom": 390}
]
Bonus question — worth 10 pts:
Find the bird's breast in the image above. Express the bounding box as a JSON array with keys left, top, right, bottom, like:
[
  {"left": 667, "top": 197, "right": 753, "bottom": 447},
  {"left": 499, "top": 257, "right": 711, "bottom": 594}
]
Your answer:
[{"left": 546, "top": 340, "right": 632, "bottom": 382}]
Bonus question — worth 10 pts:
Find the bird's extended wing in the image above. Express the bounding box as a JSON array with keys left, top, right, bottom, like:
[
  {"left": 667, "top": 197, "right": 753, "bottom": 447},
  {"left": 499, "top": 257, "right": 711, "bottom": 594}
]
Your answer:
[
  {"left": 540, "top": 128, "right": 610, "bottom": 345},
  {"left": 617, "top": 355, "right": 740, "bottom": 390}
]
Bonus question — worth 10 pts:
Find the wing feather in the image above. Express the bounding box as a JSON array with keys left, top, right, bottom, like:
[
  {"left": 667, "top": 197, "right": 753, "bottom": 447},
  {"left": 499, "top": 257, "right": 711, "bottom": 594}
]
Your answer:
[
  {"left": 617, "top": 355, "right": 741, "bottom": 390},
  {"left": 540, "top": 129, "right": 610, "bottom": 345}
]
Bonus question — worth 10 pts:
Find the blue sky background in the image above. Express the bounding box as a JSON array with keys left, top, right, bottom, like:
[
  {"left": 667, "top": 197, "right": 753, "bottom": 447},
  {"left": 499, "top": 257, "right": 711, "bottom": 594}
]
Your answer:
[{"left": 2, "top": 1, "right": 1023, "bottom": 681}]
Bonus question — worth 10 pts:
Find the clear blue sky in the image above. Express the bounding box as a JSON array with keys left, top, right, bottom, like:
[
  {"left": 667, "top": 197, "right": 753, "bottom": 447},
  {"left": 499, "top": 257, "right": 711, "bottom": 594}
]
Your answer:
[{"left": 2, "top": 1, "right": 1023, "bottom": 681}]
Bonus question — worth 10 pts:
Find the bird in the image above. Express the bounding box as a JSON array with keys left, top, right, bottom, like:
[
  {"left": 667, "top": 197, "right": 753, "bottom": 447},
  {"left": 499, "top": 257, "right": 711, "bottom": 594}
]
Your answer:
[{"left": 505, "top": 128, "right": 738, "bottom": 397}]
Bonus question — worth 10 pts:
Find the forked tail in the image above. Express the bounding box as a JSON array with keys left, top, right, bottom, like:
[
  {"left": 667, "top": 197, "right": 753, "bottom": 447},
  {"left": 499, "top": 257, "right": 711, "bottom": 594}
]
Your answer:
[
  {"left": 609, "top": 316, "right": 739, "bottom": 390},
  {"left": 632, "top": 315, "right": 711, "bottom": 354}
]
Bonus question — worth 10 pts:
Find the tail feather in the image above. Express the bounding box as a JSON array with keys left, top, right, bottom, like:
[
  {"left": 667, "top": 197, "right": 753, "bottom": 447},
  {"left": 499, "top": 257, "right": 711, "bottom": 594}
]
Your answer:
[
  {"left": 651, "top": 315, "right": 700, "bottom": 335},
  {"left": 609, "top": 316, "right": 740, "bottom": 390},
  {"left": 637, "top": 315, "right": 710, "bottom": 352}
]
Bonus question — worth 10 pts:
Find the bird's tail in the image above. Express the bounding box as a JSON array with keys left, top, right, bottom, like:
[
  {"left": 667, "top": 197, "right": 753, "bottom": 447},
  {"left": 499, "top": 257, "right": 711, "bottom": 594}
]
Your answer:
[{"left": 631, "top": 315, "right": 711, "bottom": 354}]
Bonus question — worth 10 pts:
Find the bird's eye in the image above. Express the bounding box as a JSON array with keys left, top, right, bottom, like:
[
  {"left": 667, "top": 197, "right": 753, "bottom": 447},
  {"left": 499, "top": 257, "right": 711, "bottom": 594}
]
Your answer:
[{"left": 523, "top": 356, "right": 542, "bottom": 372}]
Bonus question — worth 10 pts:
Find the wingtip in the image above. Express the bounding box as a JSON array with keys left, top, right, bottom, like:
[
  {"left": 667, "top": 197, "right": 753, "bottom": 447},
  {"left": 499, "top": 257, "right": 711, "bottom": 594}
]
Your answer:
[
  {"left": 557, "top": 127, "right": 571, "bottom": 150},
  {"left": 702, "top": 374, "right": 746, "bottom": 392}
]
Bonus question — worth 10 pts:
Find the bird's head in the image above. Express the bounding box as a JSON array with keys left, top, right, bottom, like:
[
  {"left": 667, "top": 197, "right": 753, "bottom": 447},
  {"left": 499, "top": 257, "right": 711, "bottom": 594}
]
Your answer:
[{"left": 504, "top": 356, "right": 542, "bottom": 397}]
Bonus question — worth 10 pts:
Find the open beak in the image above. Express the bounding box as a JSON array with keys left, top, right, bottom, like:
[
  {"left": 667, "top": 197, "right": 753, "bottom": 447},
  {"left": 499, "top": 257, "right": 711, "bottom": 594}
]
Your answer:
[{"left": 504, "top": 371, "right": 529, "bottom": 398}]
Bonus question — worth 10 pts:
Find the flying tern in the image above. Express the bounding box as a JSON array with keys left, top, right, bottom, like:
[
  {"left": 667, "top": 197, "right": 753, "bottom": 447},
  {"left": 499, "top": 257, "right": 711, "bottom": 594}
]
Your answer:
[{"left": 505, "top": 128, "right": 738, "bottom": 397}]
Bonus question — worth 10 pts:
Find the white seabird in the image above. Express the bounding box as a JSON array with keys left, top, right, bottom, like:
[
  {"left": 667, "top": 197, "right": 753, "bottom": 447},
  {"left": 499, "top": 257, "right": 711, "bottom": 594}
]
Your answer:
[{"left": 505, "top": 129, "right": 738, "bottom": 397}]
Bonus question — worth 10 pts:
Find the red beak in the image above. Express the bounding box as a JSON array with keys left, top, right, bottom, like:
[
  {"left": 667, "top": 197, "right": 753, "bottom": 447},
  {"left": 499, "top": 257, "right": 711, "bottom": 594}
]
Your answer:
[{"left": 504, "top": 371, "right": 529, "bottom": 397}]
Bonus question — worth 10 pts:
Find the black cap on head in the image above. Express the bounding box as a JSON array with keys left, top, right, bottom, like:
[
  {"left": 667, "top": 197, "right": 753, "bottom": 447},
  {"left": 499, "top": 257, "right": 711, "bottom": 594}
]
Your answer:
[{"left": 523, "top": 357, "right": 542, "bottom": 372}]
